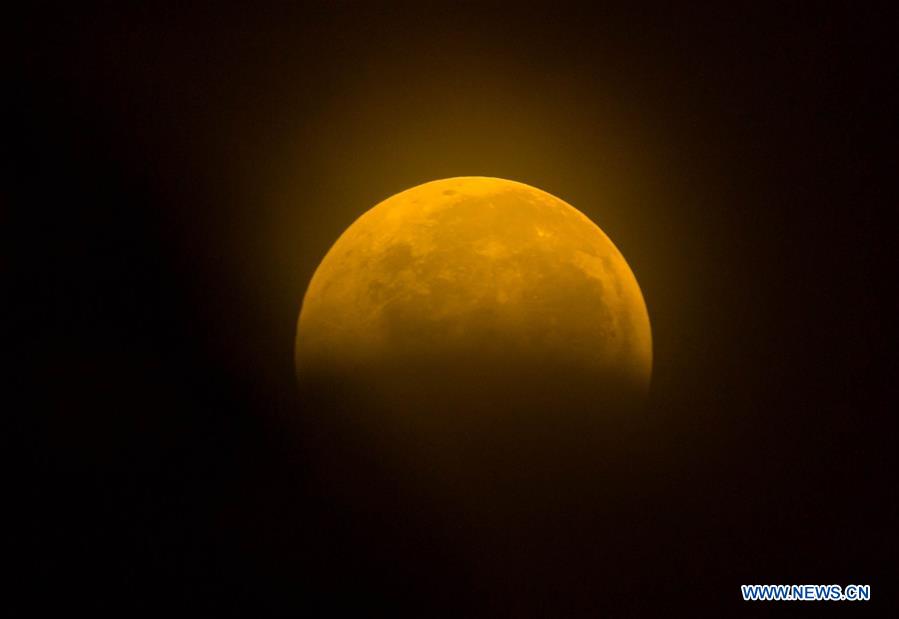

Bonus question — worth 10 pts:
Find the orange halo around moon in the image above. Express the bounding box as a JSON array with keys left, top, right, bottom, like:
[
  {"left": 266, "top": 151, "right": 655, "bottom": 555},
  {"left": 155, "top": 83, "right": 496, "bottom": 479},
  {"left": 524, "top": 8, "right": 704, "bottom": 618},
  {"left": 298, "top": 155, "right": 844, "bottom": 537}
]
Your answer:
[{"left": 295, "top": 177, "right": 651, "bottom": 412}]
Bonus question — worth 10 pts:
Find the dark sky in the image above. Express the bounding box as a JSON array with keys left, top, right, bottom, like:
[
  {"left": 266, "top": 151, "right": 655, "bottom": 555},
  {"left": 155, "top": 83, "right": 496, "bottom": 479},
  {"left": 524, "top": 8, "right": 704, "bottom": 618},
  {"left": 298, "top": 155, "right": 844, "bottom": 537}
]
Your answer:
[{"left": 14, "top": 4, "right": 894, "bottom": 615}]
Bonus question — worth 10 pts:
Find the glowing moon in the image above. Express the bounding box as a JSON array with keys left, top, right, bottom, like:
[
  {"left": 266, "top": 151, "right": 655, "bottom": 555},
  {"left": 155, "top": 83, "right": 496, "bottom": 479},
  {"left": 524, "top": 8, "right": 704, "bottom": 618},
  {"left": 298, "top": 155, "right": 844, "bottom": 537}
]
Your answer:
[{"left": 296, "top": 177, "right": 651, "bottom": 411}]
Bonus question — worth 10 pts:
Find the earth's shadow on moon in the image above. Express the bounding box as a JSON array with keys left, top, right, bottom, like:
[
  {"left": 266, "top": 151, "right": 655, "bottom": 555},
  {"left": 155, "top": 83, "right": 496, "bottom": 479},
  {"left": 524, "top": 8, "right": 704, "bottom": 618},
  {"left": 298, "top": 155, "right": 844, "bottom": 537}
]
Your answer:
[{"left": 294, "top": 355, "right": 655, "bottom": 614}]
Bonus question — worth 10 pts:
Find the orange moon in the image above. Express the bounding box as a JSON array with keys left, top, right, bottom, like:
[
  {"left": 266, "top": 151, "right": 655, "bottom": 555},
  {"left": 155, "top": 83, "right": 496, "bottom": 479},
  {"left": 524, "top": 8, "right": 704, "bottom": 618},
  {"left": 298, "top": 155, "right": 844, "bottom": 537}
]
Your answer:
[{"left": 295, "top": 177, "right": 651, "bottom": 409}]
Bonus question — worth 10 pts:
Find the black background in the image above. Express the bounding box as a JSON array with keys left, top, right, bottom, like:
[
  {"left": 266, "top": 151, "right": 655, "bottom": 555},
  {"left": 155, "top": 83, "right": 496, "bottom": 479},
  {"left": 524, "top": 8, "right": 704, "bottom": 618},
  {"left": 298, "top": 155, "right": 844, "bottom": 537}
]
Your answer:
[{"left": 14, "top": 3, "right": 894, "bottom": 615}]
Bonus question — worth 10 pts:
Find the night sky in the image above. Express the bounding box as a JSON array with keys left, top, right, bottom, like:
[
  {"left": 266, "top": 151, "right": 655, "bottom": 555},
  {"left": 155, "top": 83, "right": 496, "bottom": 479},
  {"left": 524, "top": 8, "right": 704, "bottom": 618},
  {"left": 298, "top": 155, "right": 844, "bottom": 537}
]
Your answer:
[{"left": 14, "top": 4, "right": 894, "bottom": 615}]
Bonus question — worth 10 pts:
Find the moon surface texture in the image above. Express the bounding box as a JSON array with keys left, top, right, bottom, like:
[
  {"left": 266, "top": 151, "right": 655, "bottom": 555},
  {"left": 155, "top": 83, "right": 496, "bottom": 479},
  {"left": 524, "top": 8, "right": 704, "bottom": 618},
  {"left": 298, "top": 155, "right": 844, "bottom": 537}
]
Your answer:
[{"left": 296, "top": 177, "right": 651, "bottom": 423}]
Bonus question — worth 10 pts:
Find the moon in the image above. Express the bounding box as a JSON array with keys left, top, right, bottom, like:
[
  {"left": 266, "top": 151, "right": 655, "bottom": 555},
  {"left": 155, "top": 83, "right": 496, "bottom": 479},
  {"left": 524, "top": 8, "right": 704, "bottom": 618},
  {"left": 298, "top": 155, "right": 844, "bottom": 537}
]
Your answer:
[{"left": 295, "top": 177, "right": 651, "bottom": 423}]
